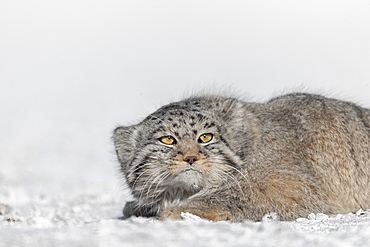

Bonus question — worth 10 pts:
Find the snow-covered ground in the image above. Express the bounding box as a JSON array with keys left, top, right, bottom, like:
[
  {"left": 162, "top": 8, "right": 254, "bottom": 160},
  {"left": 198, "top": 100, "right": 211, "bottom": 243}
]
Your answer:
[
  {"left": 3, "top": 183, "right": 370, "bottom": 247},
  {"left": 2, "top": 1, "right": 370, "bottom": 246}
]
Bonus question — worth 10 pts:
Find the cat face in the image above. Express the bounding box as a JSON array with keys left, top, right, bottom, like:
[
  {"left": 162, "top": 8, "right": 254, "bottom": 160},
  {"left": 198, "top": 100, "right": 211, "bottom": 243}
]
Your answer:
[{"left": 113, "top": 97, "right": 251, "bottom": 203}]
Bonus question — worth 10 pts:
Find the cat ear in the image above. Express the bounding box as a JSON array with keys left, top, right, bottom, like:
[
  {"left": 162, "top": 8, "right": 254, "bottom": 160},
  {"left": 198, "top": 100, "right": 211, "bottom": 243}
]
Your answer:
[
  {"left": 219, "top": 99, "right": 256, "bottom": 157},
  {"left": 113, "top": 125, "right": 140, "bottom": 168},
  {"left": 220, "top": 99, "right": 244, "bottom": 121},
  {"left": 220, "top": 98, "right": 233, "bottom": 114}
]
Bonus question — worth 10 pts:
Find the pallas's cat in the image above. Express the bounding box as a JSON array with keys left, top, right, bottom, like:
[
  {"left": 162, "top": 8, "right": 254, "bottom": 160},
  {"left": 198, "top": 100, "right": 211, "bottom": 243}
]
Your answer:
[{"left": 113, "top": 93, "right": 370, "bottom": 221}]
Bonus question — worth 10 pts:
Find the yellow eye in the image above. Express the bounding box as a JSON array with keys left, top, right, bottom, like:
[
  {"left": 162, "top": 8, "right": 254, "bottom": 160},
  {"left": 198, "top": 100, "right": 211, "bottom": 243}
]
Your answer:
[
  {"left": 198, "top": 133, "right": 213, "bottom": 143},
  {"left": 159, "top": 136, "right": 176, "bottom": 145}
]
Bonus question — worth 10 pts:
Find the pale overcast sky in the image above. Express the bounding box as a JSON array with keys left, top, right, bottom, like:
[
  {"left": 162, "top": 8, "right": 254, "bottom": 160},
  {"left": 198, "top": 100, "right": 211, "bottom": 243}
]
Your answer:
[{"left": 1, "top": 0, "right": 370, "bottom": 188}]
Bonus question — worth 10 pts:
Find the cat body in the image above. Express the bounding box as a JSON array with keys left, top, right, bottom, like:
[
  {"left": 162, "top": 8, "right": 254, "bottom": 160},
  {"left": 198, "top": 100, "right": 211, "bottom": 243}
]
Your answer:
[{"left": 113, "top": 93, "right": 370, "bottom": 221}]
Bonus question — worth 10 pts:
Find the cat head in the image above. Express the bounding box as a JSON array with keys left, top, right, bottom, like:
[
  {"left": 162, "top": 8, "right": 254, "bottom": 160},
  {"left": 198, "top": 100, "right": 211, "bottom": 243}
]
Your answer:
[{"left": 113, "top": 96, "right": 256, "bottom": 203}]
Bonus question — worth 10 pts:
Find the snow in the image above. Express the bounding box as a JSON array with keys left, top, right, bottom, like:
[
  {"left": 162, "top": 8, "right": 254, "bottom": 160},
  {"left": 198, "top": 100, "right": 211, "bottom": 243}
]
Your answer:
[
  {"left": 2, "top": 0, "right": 370, "bottom": 246},
  {"left": 2, "top": 168, "right": 370, "bottom": 247},
  {"left": 3, "top": 188, "right": 370, "bottom": 247}
]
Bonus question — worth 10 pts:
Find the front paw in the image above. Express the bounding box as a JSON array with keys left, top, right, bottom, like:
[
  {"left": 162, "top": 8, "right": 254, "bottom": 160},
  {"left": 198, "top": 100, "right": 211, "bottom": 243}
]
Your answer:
[
  {"left": 160, "top": 206, "right": 186, "bottom": 220},
  {"left": 123, "top": 201, "right": 157, "bottom": 218},
  {"left": 160, "top": 206, "right": 233, "bottom": 221}
]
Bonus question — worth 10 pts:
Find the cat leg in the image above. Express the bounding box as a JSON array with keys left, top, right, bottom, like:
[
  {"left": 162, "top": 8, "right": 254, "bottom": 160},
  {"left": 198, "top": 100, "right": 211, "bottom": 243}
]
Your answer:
[
  {"left": 123, "top": 201, "right": 158, "bottom": 218},
  {"left": 160, "top": 193, "right": 243, "bottom": 221}
]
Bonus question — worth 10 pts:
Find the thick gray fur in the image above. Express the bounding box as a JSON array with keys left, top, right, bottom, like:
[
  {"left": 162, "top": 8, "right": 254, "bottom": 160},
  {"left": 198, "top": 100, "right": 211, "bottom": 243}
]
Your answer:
[{"left": 113, "top": 93, "right": 370, "bottom": 221}]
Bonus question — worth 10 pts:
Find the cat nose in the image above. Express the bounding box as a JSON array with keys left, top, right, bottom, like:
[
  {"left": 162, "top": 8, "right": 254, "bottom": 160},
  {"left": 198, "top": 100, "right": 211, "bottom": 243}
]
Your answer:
[{"left": 184, "top": 156, "right": 198, "bottom": 164}]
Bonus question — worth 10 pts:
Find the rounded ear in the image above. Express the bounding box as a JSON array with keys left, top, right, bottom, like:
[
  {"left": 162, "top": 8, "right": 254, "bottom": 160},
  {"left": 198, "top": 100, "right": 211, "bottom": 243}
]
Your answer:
[
  {"left": 112, "top": 125, "right": 140, "bottom": 168},
  {"left": 218, "top": 99, "right": 259, "bottom": 157},
  {"left": 220, "top": 99, "right": 241, "bottom": 120}
]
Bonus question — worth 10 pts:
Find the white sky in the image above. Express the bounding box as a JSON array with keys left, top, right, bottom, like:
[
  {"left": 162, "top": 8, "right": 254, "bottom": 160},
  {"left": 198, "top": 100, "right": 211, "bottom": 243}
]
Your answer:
[{"left": 1, "top": 0, "right": 370, "bottom": 193}]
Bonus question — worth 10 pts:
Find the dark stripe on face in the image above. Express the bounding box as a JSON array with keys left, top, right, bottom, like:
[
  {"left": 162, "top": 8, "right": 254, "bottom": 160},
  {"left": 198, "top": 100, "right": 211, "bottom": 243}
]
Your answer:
[
  {"left": 132, "top": 163, "right": 147, "bottom": 177},
  {"left": 207, "top": 142, "right": 241, "bottom": 170},
  {"left": 218, "top": 135, "right": 232, "bottom": 150},
  {"left": 128, "top": 153, "right": 154, "bottom": 183},
  {"left": 204, "top": 122, "right": 216, "bottom": 129},
  {"left": 220, "top": 151, "right": 241, "bottom": 170}
]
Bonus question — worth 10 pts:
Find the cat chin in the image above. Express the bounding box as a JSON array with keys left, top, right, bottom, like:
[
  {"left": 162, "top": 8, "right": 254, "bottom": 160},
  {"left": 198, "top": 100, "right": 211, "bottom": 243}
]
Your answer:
[{"left": 164, "top": 171, "right": 205, "bottom": 190}]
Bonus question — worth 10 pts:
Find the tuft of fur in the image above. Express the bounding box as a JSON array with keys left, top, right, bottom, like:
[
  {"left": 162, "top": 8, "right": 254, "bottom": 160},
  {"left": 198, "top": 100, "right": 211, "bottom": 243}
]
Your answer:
[{"left": 113, "top": 93, "right": 370, "bottom": 221}]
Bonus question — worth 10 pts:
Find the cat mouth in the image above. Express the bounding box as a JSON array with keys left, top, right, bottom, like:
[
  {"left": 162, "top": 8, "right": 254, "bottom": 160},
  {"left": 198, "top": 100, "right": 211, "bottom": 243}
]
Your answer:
[
  {"left": 169, "top": 167, "right": 204, "bottom": 189},
  {"left": 183, "top": 167, "right": 202, "bottom": 174}
]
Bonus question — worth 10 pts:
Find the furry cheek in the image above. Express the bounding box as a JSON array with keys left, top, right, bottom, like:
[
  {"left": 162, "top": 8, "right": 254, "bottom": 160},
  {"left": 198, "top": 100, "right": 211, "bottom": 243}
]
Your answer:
[{"left": 166, "top": 161, "right": 190, "bottom": 176}]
